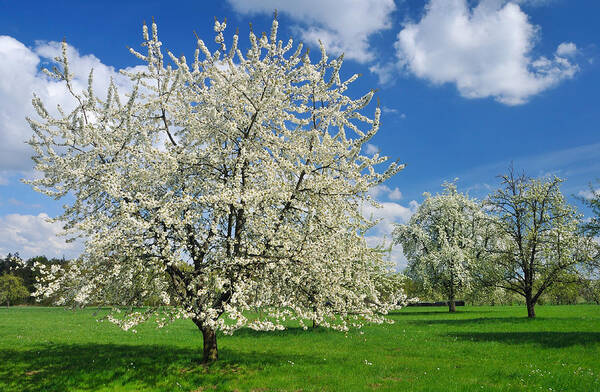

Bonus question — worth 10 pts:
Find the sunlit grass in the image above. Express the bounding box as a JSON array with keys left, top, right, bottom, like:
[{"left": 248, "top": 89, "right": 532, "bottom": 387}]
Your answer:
[{"left": 1, "top": 305, "right": 599, "bottom": 391}]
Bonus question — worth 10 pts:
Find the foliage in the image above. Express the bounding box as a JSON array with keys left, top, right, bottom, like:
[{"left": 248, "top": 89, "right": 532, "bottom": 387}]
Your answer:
[
  {"left": 25, "top": 16, "right": 405, "bottom": 359},
  {"left": 0, "top": 254, "right": 67, "bottom": 305},
  {"left": 482, "top": 168, "right": 595, "bottom": 317},
  {"left": 579, "top": 179, "right": 600, "bottom": 237},
  {"left": 0, "top": 274, "right": 30, "bottom": 306},
  {"left": 464, "top": 285, "right": 524, "bottom": 306},
  {"left": 540, "top": 272, "right": 584, "bottom": 305},
  {"left": 2, "top": 306, "right": 600, "bottom": 391},
  {"left": 394, "top": 182, "right": 488, "bottom": 311},
  {"left": 580, "top": 279, "right": 600, "bottom": 304}
]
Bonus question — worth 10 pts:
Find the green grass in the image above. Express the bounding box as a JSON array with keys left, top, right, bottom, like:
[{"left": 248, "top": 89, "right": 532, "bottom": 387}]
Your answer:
[{"left": 1, "top": 305, "right": 599, "bottom": 391}]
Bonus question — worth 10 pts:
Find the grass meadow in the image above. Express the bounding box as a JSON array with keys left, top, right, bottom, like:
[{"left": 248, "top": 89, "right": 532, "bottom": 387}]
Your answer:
[{"left": 1, "top": 305, "right": 599, "bottom": 391}]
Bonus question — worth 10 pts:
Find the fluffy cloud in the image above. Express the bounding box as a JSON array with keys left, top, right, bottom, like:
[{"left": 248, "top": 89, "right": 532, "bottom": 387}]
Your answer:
[
  {"left": 0, "top": 213, "right": 83, "bottom": 259},
  {"left": 227, "top": 0, "right": 396, "bottom": 63},
  {"left": 362, "top": 198, "right": 419, "bottom": 269},
  {"left": 364, "top": 143, "right": 380, "bottom": 155},
  {"left": 363, "top": 200, "right": 418, "bottom": 236},
  {"left": 556, "top": 42, "right": 578, "bottom": 57},
  {"left": 578, "top": 188, "right": 599, "bottom": 200},
  {"left": 514, "top": 0, "right": 558, "bottom": 6},
  {"left": 368, "top": 184, "right": 403, "bottom": 201},
  {"left": 0, "top": 36, "right": 137, "bottom": 177},
  {"left": 391, "top": 0, "right": 578, "bottom": 105}
]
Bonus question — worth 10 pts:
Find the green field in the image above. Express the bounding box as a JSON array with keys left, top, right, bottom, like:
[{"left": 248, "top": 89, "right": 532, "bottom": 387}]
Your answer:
[{"left": 1, "top": 305, "right": 599, "bottom": 391}]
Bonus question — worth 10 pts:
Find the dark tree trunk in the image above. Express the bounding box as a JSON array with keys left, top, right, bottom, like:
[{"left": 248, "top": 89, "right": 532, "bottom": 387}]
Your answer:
[
  {"left": 526, "top": 300, "right": 536, "bottom": 318},
  {"left": 448, "top": 300, "right": 456, "bottom": 313},
  {"left": 525, "top": 292, "right": 536, "bottom": 318},
  {"left": 193, "top": 319, "right": 218, "bottom": 362},
  {"left": 448, "top": 284, "right": 456, "bottom": 313}
]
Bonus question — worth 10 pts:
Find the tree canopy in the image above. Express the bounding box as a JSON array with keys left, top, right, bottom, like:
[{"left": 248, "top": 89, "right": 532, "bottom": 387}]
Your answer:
[
  {"left": 0, "top": 274, "right": 29, "bottom": 306},
  {"left": 26, "top": 17, "right": 405, "bottom": 361},
  {"left": 393, "top": 182, "right": 488, "bottom": 312},
  {"left": 579, "top": 179, "right": 600, "bottom": 237},
  {"left": 482, "top": 169, "right": 595, "bottom": 318}
]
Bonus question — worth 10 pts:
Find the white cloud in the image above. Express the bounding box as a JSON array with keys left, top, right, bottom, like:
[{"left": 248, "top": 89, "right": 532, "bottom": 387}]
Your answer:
[
  {"left": 365, "top": 235, "right": 409, "bottom": 270},
  {"left": 556, "top": 42, "right": 578, "bottom": 57},
  {"left": 363, "top": 200, "right": 418, "bottom": 234},
  {"left": 364, "top": 143, "right": 380, "bottom": 155},
  {"left": 369, "top": 185, "right": 403, "bottom": 201},
  {"left": 578, "top": 188, "right": 599, "bottom": 200},
  {"left": 514, "top": 0, "right": 558, "bottom": 6},
  {"left": 0, "top": 213, "right": 83, "bottom": 259},
  {"left": 381, "top": 106, "right": 407, "bottom": 119},
  {"left": 369, "top": 62, "right": 397, "bottom": 85},
  {"left": 393, "top": 0, "right": 578, "bottom": 105},
  {"left": 388, "top": 187, "right": 403, "bottom": 200},
  {"left": 227, "top": 0, "right": 396, "bottom": 63},
  {"left": 0, "top": 36, "right": 138, "bottom": 176},
  {"left": 362, "top": 199, "right": 419, "bottom": 269}
]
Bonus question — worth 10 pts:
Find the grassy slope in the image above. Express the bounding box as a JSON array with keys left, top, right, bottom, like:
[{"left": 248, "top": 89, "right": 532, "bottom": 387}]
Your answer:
[{"left": 0, "top": 305, "right": 599, "bottom": 391}]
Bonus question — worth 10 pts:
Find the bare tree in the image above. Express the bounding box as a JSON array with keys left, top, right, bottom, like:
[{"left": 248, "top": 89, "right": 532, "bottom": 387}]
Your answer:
[{"left": 483, "top": 168, "right": 594, "bottom": 318}]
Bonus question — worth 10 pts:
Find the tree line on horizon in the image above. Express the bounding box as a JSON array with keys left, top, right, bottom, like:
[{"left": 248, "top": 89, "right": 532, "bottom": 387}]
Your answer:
[{"left": 0, "top": 254, "right": 67, "bottom": 306}]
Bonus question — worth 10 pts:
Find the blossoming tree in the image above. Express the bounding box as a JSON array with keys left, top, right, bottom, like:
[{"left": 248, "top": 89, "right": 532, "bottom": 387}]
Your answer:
[
  {"left": 26, "top": 17, "right": 405, "bottom": 361},
  {"left": 393, "top": 182, "right": 489, "bottom": 312}
]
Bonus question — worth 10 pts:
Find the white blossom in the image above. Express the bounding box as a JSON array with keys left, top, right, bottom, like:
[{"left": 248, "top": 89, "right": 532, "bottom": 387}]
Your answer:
[
  {"left": 26, "top": 17, "right": 406, "bottom": 354},
  {"left": 394, "top": 181, "right": 488, "bottom": 309}
]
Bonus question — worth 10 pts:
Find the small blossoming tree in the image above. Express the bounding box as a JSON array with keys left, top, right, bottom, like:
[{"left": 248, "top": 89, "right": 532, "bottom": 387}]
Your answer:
[
  {"left": 393, "top": 182, "right": 489, "bottom": 312},
  {"left": 27, "top": 17, "right": 405, "bottom": 361}
]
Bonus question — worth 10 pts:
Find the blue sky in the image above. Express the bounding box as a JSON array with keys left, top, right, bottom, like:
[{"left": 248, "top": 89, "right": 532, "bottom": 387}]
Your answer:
[{"left": 0, "top": 0, "right": 598, "bottom": 265}]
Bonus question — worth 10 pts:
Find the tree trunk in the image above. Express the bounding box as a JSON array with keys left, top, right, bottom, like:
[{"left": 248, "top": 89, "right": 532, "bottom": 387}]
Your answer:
[
  {"left": 448, "top": 285, "right": 456, "bottom": 313},
  {"left": 448, "top": 300, "right": 456, "bottom": 313},
  {"left": 193, "top": 319, "right": 218, "bottom": 362},
  {"left": 525, "top": 294, "right": 536, "bottom": 318}
]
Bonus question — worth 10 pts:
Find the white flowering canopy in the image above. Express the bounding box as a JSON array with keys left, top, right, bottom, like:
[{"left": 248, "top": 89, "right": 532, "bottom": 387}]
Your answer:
[
  {"left": 394, "top": 182, "right": 488, "bottom": 304},
  {"left": 27, "top": 17, "right": 405, "bottom": 334}
]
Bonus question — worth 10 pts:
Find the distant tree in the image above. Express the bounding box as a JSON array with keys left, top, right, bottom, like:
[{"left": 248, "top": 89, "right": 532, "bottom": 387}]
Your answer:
[
  {"left": 483, "top": 168, "right": 595, "bottom": 318},
  {"left": 0, "top": 252, "right": 19, "bottom": 275},
  {"left": 578, "top": 179, "right": 600, "bottom": 274},
  {"left": 3, "top": 255, "right": 67, "bottom": 304},
  {"left": 394, "top": 182, "right": 488, "bottom": 312},
  {"left": 579, "top": 179, "right": 600, "bottom": 237},
  {"left": 541, "top": 272, "right": 583, "bottom": 305},
  {"left": 0, "top": 274, "right": 30, "bottom": 306},
  {"left": 399, "top": 276, "right": 429, "bottom": 301},
  {"left": 464, "top": 285, "right": 523, "bottom": 306},
  {"left": 580, "top": 279, "right": 600, "bottom": 304}
]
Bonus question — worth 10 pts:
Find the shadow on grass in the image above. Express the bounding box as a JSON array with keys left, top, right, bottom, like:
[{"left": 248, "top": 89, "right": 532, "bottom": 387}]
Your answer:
[
  {"left": 232, "top": 325, "right": 333, "bottom": 338},
  {"left": 393, "top": 310, "right": 468, "bottom": 316},
  {"left": 392, "top": 308, "right": 504, "bottom": 317},
  {"left": 449, "top": 331, "right": 600, "bottom": 348},
  {"left": 0, "top": 343, "right": 312, "bottom": 392},
  {"left": 407, "top": 316, "right": 587, "bottom": 326}
]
